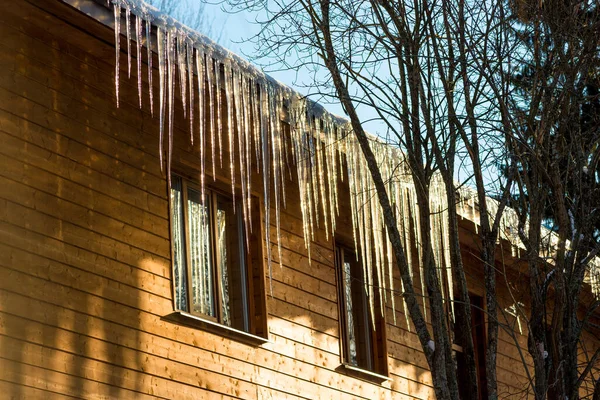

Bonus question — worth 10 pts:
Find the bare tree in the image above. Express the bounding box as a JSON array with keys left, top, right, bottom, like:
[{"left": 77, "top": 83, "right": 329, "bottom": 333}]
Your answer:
[
  {"left": 488, "top": 1, "right": 600, "bottom": 398},
  {"left": 217, "top": 0, "right": 600, "bottom": 398}
]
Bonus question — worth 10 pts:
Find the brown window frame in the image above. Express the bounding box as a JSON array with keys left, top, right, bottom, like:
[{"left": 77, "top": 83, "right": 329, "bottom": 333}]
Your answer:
[
  {"left": 169, "top": 174, "right": 268, "bottom": 339},
  {"left": 335, "top": 243, "right": 388, "bottom": 377},
  {"left": 455, "top": 293, "right": 488, "bottom": 400}
]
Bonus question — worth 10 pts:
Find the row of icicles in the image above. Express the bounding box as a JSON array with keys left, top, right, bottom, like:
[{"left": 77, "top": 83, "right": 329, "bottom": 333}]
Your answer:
[{"left": 108, "top": 0, "right": 521, "bottom": 327}]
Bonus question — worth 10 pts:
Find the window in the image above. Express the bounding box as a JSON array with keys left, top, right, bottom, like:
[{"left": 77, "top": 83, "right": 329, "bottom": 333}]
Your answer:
[
  {"left": 170, "top": 175, "right": 267, "bottom": 338},
  {"left": 335, "top": 244, "right": 388, "bottom": 376},
  {"left": 455, "top": 293, "right": 488, "bottom": 400}
]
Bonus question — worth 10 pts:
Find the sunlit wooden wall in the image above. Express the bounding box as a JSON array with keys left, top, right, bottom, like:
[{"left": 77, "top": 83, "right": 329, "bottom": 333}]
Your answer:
[{"left": 1, "top": 0, "right": 590, "bottom": 399}]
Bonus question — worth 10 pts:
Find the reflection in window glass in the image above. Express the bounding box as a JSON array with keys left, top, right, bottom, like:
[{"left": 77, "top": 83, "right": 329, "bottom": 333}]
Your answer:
[
  {"left": 170, "top": 177, "right": 188, "bottom": 311},
  {"left": 170, "top": 175, "right": 252, "bottom": 332},
  {"left": 344, "top": 258, "right": 357, "bottom": 365},
  {"left": 338, "top": 246, "right": 376, "bottom": 372},
  {"left": 217, "top": 195, "right": 248, "bottom": 331},
  {"left": 188, "top": 188, "right": 214, "bottom": 317}
]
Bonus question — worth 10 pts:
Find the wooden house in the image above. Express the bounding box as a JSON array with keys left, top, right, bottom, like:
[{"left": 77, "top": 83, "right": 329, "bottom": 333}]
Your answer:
[{"left": 0, "top": 0, "right": 598, "bottom": 399}]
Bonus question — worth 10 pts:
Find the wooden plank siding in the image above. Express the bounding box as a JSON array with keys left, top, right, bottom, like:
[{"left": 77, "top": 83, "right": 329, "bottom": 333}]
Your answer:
[{"left": 1, "top": 0, "right": 595, "bottom": 399}]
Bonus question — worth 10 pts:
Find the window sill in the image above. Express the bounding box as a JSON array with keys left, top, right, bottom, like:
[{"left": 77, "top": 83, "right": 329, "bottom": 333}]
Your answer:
[
  {"left": 337, "top": 363, "right": 391, "bottom": 383},
  {"left": 163, "top": 311, "right": 270, "bottom": 346}
]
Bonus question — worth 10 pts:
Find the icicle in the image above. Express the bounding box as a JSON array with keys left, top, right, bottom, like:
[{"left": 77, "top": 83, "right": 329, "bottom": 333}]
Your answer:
[
  {"left": 470, "top": 194, "right": 478, "bottom": 233},
  {"left": 224, "top": 61, "right": 235, "bottom": 209},
  {"left": 166, "top": 29, "right": 176, "bottom": 174},
  {"left": 156, "top": 27, "right": 166, "bottom": 170},
  {"left": 347, "top": 135, "right": 359, "bottom": 258},
  {"left": 113, "top": 2, "right": 121, "bottom": 108},
  {"left": 145, "top": 18, "right": 154, "bottom": 116},
  {"left": 177, "top": 34, "right": 187, "bottom": 120},
  {"left": 243, "top": 77, "right": 253, "bottom": 232},
  {"left": 373, "top": 180, "right": 386, "bottom": 318},
  {"left": 252, "top": 82, "right": 261, "bottom": 173},
  {"left": 324, "top": 118, "right": 338, "bottom": 234},
  {"left": 135, "top": 14, "right": 143, "bottom": 109},
  {"left": 216, "top": 60, "right": 223, "bottom": 168},
  {"left": 207, "top": 55, "right": 216, "bottom": 178},
  {"left": 125, "top": 4, "right": 131, "bottom": 78},
  {"left": 303, "top": 111, "right": 315, "bottom": 254},
  {"left": 269, "top": 85, "right": 283, "bottom": 269},
  {"left": 235, "top": 70, "right": 250, "bottom": 251},
  {"left": 192, "top": 50, "right": 205, "bottom": 213},
  {"left": 315, "top": 120, "right": 329, "bottom": 239},
  {"left": 289, "top": 97, "right": 312, "bottom": 262},
  {"left": 276, "top": 91, "right": 287, "bottom": 210},
  {"left": 309, "top": 120, "right": 320, "bottom": 231},
  {"left": 187, "top": 41, "right": 194, "bottom": 144},
  {"left": 260, "top": 83, "right": 273, "bottom": 294},
  {"left": 385, "top": 225, "right": 397, "bottom": 326},
  {"left": 338, "top": 127, "right": 345, "bottom": 183}
]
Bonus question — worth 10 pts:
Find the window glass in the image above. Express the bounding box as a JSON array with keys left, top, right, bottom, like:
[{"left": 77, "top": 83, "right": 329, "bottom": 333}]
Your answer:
[
  {"left": 187, "top": 188, "right": 214, "bottom": 317},
  {"left": 337, "top": 245, "right": 384, "bottom": 373},
  {"left": 455, "top": 294, "right": 488, "bottom": 400},
  {"left": 216, "top": 195, "right": 249, "bottom": 331},
  {"left": 170, "top": 176, "right": 188, "bottom": 311},
  {"left": 169, "top": 175, "right": 257, "bottom": 334}
]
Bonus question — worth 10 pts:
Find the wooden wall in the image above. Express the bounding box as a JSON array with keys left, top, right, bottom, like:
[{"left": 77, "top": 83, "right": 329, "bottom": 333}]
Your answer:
[{"left": 0, "top": 0, "right": 594, "bottom": 399}]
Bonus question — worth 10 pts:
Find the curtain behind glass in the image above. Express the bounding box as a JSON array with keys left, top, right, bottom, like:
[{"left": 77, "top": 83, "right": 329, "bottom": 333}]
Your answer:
[
  {"left": 216, "top": 195, "right": 248, "bottom": 331},
  {"left": 170, "top": 176, "right": 188, "bottom": 311},
  {"left": 187, "top": 188, "right": 215, "bottom": 317},
  {"left": 343, "top": 253, "right": 358, "bottom": 366}
]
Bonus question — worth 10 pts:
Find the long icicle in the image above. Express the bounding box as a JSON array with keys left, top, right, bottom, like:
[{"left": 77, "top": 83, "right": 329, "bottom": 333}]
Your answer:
[
  {"left": 207, "top": 55, "right": 216, "bottom": 178},
  {"left": 166, "top": 29, "right": 175, "bottom": 178},
  {"left": 236, "top": 71, "right": 250, "bottom": 250},
  {"left": 253, "top": 82, "right": 261, "bottom": 173},
  {"left": 145, "top": 17, "right": 153, "bottom": 116},
  {"left": 113, "top": 2, "right": 121, "bottom": 108},
  {"left": 216, "top": 59, "right": 223, "bottom": 168},
  {"left": 276, "top": 90, "right": 287, "bottom": 209},
  {"left": 156, "top": 27, "right": 165, "bottom": 170},
  {"left": 225, "top": 61, "right": 236, "bottom": 209},
  {"left": 125, "top": 4, "right": 131, "bottom": 78},
  {"left": 135, "top": 14, "right": 142, "bottom": 108},
  {"left": 244, "top": 77, "right": 253, "bottom": 233},
  {"left": 177, "top": 34, "right": 187, "bottom": 119},
  {"left": 270, "top": 85, "right": 283, "bottom": 269},
  {"left": 187, "top": 41, "right": 194, "bottom": 144},
  {"left": 196, "top": 49, "right": 206, "bottom": 204},
  {"left": 260, "top": 83, "right": 273, "bottom": 294}
]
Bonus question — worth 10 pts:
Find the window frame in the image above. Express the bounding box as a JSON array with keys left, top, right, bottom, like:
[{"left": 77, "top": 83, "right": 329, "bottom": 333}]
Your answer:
[
  {"left": 454, "top": 292, "right": 488, "bottom": 400},
  {"left": 335, "top": 242, "right": 389, "bottom": 379},
  {"left": 168, "top": 172, "right": 268, "bottom": 341}
]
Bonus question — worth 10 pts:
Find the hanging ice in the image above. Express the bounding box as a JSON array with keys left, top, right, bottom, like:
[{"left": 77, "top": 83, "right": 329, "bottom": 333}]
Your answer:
[
  {"left": 113, "top": 2, "right": 121, "bottom": 107},
  {"left": 125, "top": 4, "right": 131, "bottom": 78},
  {"left": 195, "top": 49, "right": 206, "bottom": 208},
  {"left": 135, "top": 14, "right": 143, "bottom": 108},
  {"left": 187, "top": 41, "right": 194, "bottom": 143},
  {"left": 166, "top": 29, "right": 175, "bottom": 175},
  {"left": 207, "top": 54, "right": 216, "bottom": 178},
  {"left": 145, "top": 17, "right": 154, "bottom": 116},
  {"left": 156, "top": 27, "right": 166, "bottom": 170},
  {"left": 105, "top": 0, "right": 500, "bottom": 329}
]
